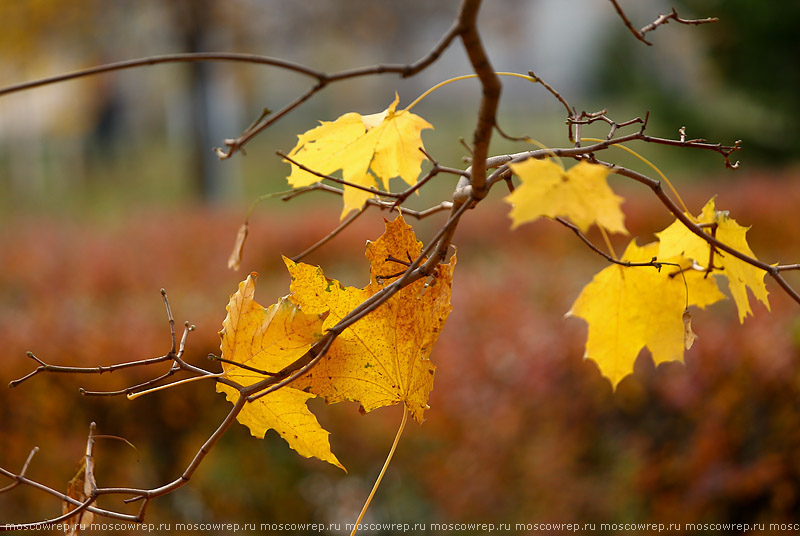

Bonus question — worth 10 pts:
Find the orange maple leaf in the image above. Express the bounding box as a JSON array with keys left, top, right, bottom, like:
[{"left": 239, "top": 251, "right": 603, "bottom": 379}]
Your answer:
[{"left": 286, "top": 215, "right": 456, "bottom": 423}]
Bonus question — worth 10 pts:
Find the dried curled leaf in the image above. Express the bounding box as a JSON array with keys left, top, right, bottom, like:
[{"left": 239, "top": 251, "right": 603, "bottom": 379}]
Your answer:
[
  {"left": 227, "top": 222, "right": 249, "bottom": 271},
  {"left": 62, "top": 456, "right": 94, "bottom": 535},
  {"left": 285, "top": 214, "right": 456, "bottom": 423},
  {"left": 216, "top": 273, "right": 343, "bottom": 469},
  {"left": 683, "top": 309, "right": 698, "bottom": 350},
  {"left": 285, "top": 94, "right": 432, "bottom": 218}
]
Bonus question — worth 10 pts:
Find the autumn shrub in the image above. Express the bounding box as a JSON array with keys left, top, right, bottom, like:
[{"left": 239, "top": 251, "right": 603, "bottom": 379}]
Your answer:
[{"left": 1, "top": 174, "right": 798, "bottom": 531}]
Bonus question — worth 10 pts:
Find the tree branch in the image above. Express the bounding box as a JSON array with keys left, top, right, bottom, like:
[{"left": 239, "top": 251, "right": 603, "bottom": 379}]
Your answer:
[
  {"left": 605, "top": 162, "right": 800, "bottom": 306},
  {"left": 457, "top": 0, "right": 501, "bottom": 198},
  {"left": 277, "top": 151, "right": 401, "bottom": 198},
  {"left": 0, "top": 53, "right": 324, "bottom": 98},
  {"left": 290, "top": 207, "right": 368, "bottom": 263},
  {"left": 609, "top": 1, "right": 718, "bottom": 46}
]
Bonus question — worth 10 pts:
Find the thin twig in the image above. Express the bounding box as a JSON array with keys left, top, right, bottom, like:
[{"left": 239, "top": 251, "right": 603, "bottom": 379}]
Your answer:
[
  {"left": 6, "top": 496, "right": 97, "bottom": 531},
  {"left": 481, "top": 127, "right": 742, "bottom": 190},
  {"left": 277, "top": 182, "right": 453, "bottom": 219},
  {"left": 291, "top": 207, "right": 368, "bottom": 263},
  {"left": 390, "top": 149, "right": 467, "bottom": 209},
  {"left": 609, "top": 0, "right": 651, "bottom": 45},
  {"left": 115, "top": 394, "right": 248, "bottom": 507},
  {"left": 605, "top": 162, "right": 800, "bottom": 306},
  {"left": 84, "top": 423, "right": 98, "bottom": 497},
  {"left": 527, "top": 70, "right": 576, "bottom": 142},
  {"left": 494, "top": 122, "right": 532, "bottom": 143},
  {"left": 278, "top": 151, "right": 401, "bottom": 198},
  {"left": 80, "top": 366, "right": 179, "bottom": 397},
  {"left": 609, "top": 2, "right": 717, "bottom": 46},
  {"left": 0, "top": 447, "right": 38, "bottom": 494},
  {"left": 208, "top": 353, "right": 279, "bottom": 377},
  {"left": 8, "top": 352, "right": 172, "bottom": 388},
  {"left": 0, "top": 53, "right": 323, "bottom": 99},
  {"left": 570, "top": 110, "right": 647, "bottom": 141},
  {"left": 161, "top": 288, "right": 177, "bottom": 356},
  {"left": 0, "top": 466, "right": 139, "bottom": 523},
  {"left": 0, "top": 34, "right": 462, "bottom": 160},
  {"left": 640, "top": 8, "right": 718, "bottom": 41},
  {"left": 218, "top": 20, "right": 463, "bottom": 158},
  {"left": 556, "top": 218, "right": 668, "bottom": 269}
]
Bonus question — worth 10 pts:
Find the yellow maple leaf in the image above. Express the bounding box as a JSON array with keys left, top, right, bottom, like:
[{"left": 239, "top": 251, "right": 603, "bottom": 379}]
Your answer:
[
  {"left": 285, "top": 94, "right": 433, "bottom": 218},
  {"left": 216, "top": 273, "right": 343, "bottom": 469},
  {"left": 506, "top": 158, "right": 628, "bottom": 234},
  {"left": 567, "top": 240, "right": 725, "bottom": 388},
  {"left": 285, "top": 215, "right": 455, "bottom": 423},
  {"left": 656, "top": 197, "right": 770, "bottom": 322}
]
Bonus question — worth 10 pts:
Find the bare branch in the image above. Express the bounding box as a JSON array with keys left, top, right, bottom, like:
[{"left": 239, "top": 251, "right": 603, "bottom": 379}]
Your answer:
[
  {"left": 79, "top": 365, "right": 180, "bottom": 397},
  {"left": 640, "top": 8, "right": 718, "bottom": 41},
  {"left": 609, "top": 0, "right": 652, "bottom": 45},
  {"left": 480, "top": 125, "right": 742, "bottom": 188},
  {"left": 609, "top": 1, "right": 718, "bottom": 46},
  {"left": 390, "top": 149, "right": 468, "bottom": 209},
  {"left": 556, "top": 217, "right": 678, "bottom": 270},
  {"left": 277, "top": 151, "right": 400, "bottom": 198},
  {"left": 0, "top": 447, "right": 38, "bottom": 495},
  {"left": 161, "top": 288, "right": 177, "bottom": 355},
  {"left": 570, "top": 109, "right": 648, "bottom": 141},
  {"left": 7, "top": 497, "right": 96, "bottom": 531},
  {"left": 0, "top": 19, "right": 462, "bottom": 162},
  {"left": 0, "top": 429, "right": 142, "bottom": 525},
  {"left": 0, "top": 394, "right": 252, "bottom": 526},
  {"left": 290, "top": 207, "right": 368, "bottom": 263},
  {"left": 458, "top": 0, "right": 501, "bottom": 198},
  {"left": 208, "top": 353, "right": 278, "bottom": 377},
  {"left": 8, "top": 351, "right": 172, "bottom": 388},
  {"left": 605, "top": 162, "right": 800, "bottom": 306},
  {"left": 526, "top": 70, "right": 577, "bottom": 142},
  {"left": 216, "top": 15, "right": 463, "bottom": 158},
  {"left": 277, "top": 182, "right": 454, "bottom": 220},
  {"left": 9, "top": 292, "right": 217, "bottom": 399},
  {"left": 0, "top": 53, "right": 323, "bottom": 99}
]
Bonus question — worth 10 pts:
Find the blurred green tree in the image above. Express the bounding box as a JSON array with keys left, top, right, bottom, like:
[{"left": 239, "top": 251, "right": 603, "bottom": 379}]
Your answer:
[{"left": 596, "top": 1, "right": 800, "bottom": 164}]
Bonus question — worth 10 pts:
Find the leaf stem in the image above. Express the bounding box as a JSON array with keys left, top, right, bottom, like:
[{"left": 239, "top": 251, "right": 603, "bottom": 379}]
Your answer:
[
  {"left": 126, "top": 374, "right": 222, "bottom": 400},
  {"left": 598, "top": 225, "right": 619, "bottom": 261},
  {"left": 404, "top": 72, "right": 534, "bottom": 112},
  {"left": 350, "top": 407, "right": 408, "bottom": 536}
]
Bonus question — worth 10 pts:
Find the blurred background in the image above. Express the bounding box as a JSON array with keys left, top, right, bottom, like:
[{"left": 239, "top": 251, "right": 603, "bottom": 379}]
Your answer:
[{"left": 1, "top": 1, "right": 799, "bottom": 533}]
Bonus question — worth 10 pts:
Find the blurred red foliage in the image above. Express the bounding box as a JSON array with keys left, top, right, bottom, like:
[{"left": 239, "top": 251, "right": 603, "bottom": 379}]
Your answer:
[{"left": 1, "top": 173, "right": 799, "bottom": 531}]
